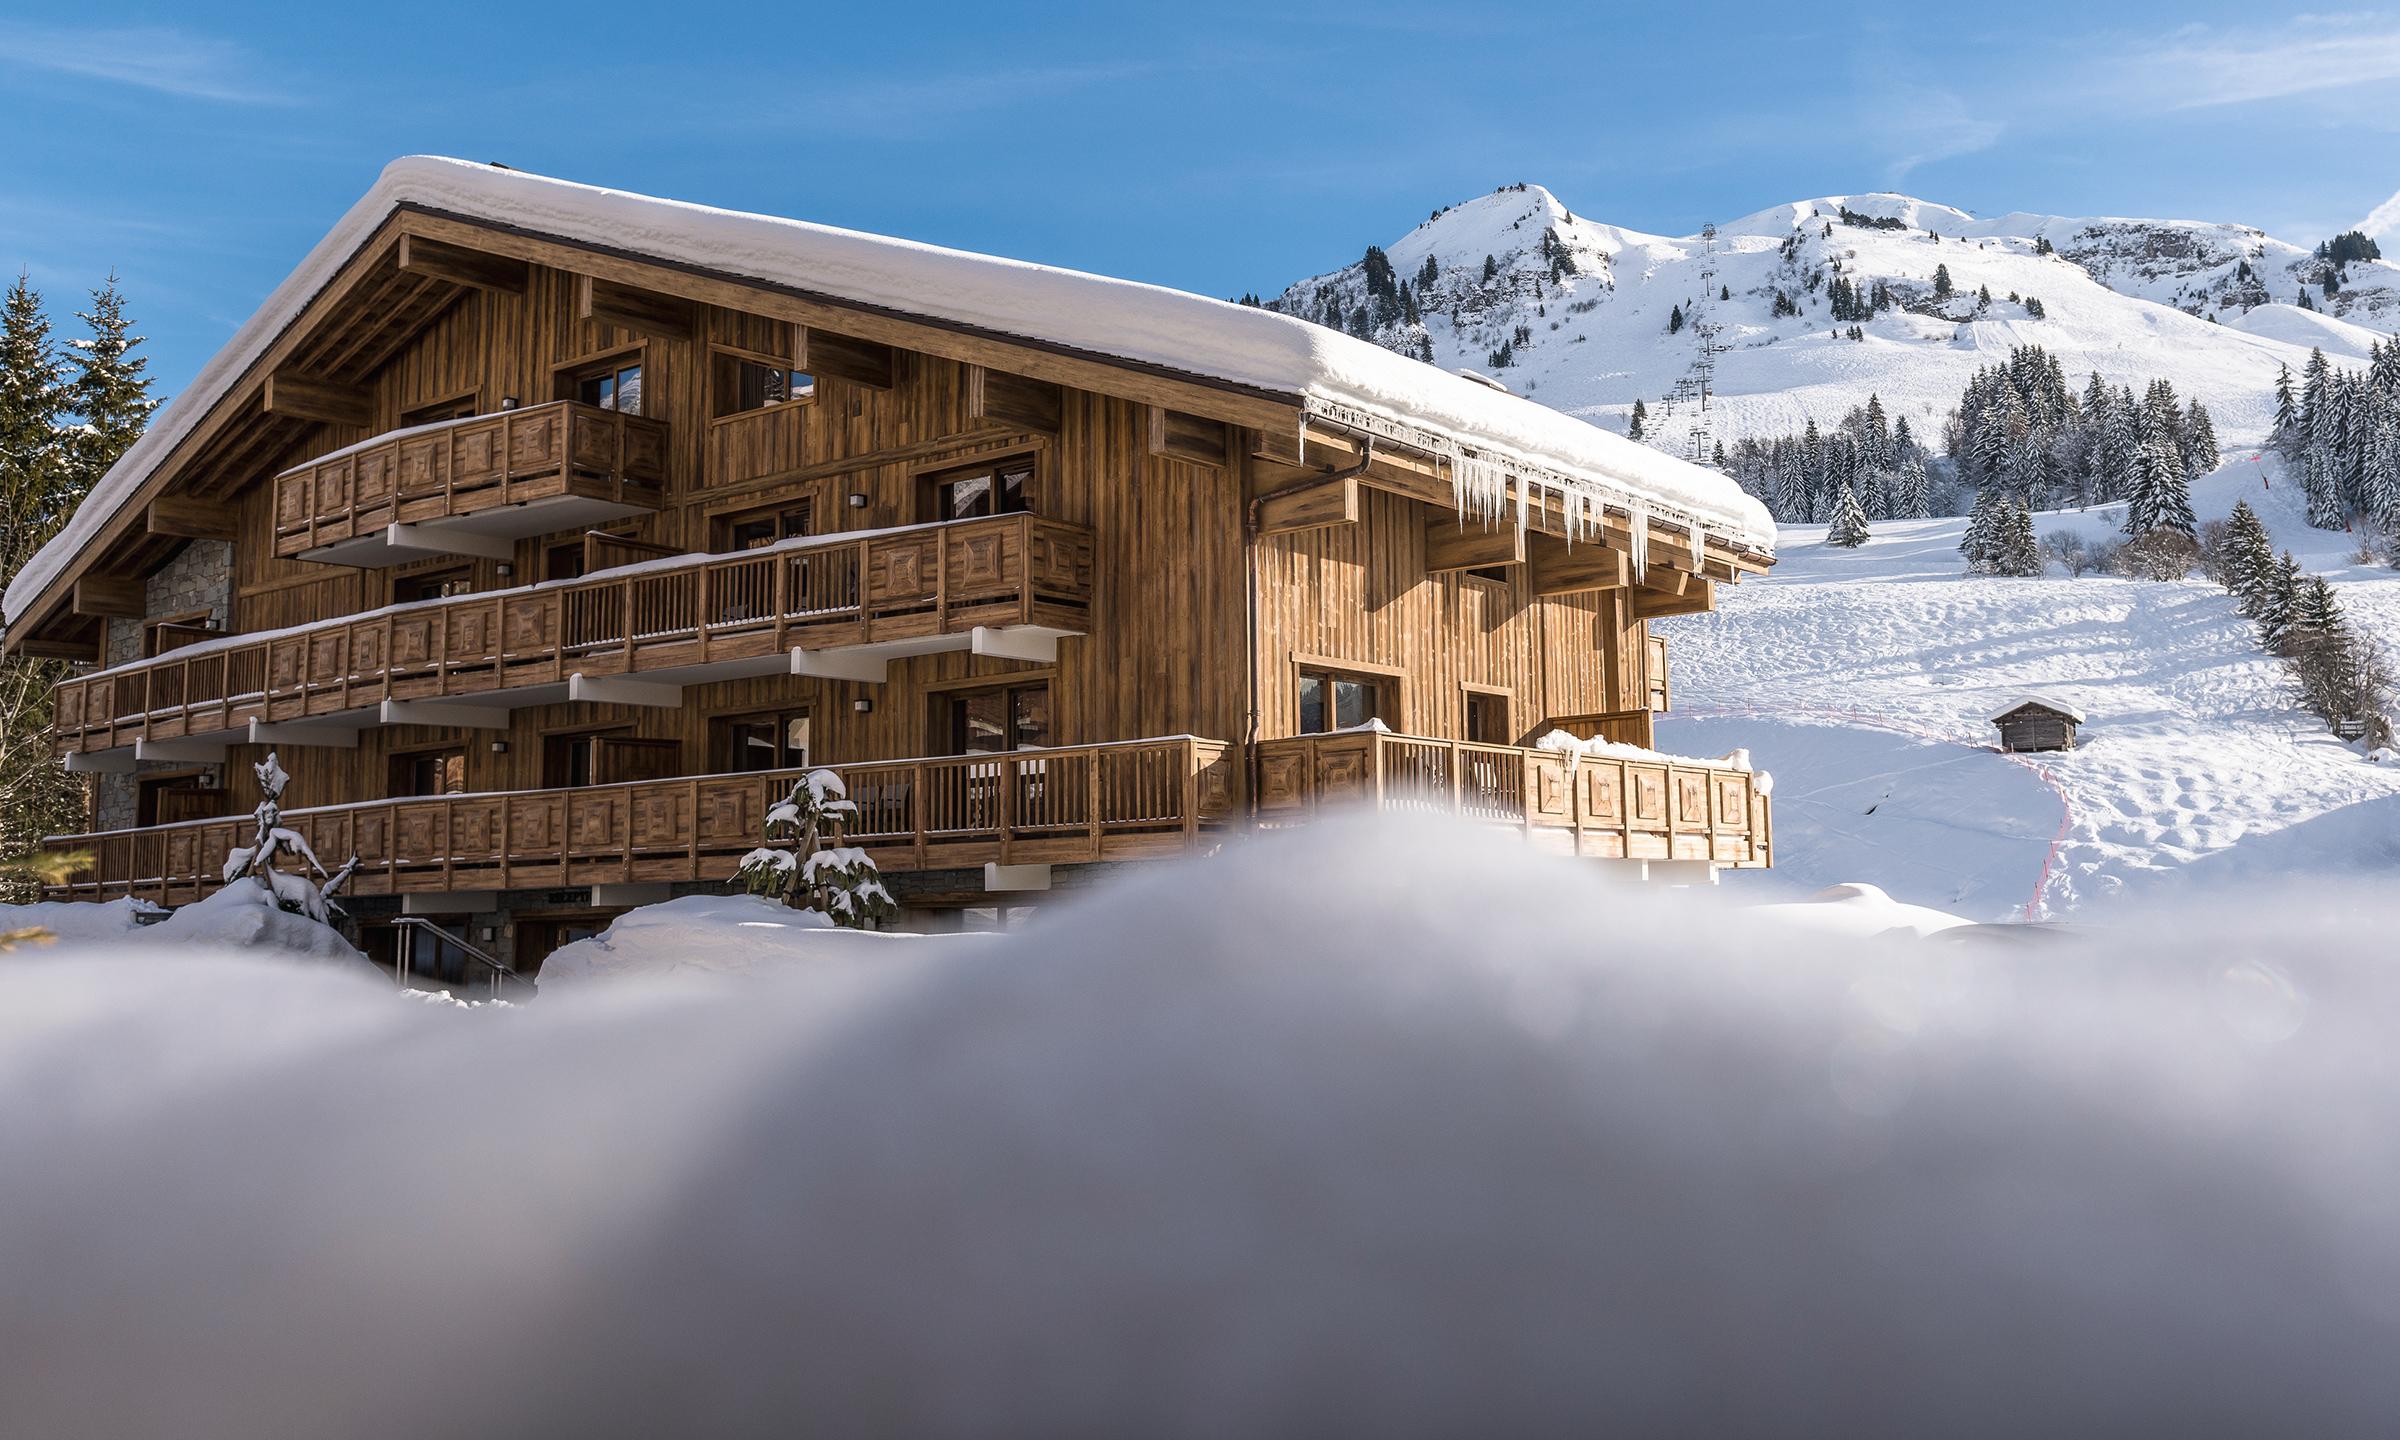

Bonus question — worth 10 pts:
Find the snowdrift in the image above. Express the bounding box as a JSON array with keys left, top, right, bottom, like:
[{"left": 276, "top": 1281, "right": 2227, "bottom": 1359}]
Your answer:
[{"left": 5, "top": 820, "right": 2400, "bottom": 1433}]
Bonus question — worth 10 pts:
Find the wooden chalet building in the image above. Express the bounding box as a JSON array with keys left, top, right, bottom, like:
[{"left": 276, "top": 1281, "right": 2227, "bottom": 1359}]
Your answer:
[{"left": 7, "top": 159, "right": 1777, "bottom": 975}]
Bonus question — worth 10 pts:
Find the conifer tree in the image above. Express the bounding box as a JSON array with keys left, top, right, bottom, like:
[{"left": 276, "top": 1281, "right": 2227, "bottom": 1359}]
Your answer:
[
  {"left": 2272, "top": 364, "right": 2299, "bottom": 451},
  {"left": 1961, "top": 486, "right": 2003, "bottom": 570},
  {"left": 1933, "top": 264, "right": 1954, "bottom": 298},
  {"left": 2222, "top": 500, "right": 2275, "bottom": 612},
  {"left": 1991, "top": 499, "right": 2043, "bottom": 577},
  {"left": 1627, "top": 398, "right": 1647, "bottom": 442},
  {"left": 65, "top": 273, "right": 157, "bottom": 491},
  {"left": 0, "top": 273, "right": 89, "bottom": 903},
  {"left": 2257, "top": 552, "right": 2304, "bottom": 652},
  {"left": 1827, "top": 484, "right": 1870, "bottom": 548}
]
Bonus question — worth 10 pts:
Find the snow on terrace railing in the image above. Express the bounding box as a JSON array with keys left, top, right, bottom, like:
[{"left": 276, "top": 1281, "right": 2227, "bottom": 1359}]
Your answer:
[
  {"left": 1253, "top": 726, "right": 1770, "bottom": 869},
  {"left": 43, "top": 736, "right": 1240, "bottom": 900},
  {"left": 51, "top": 511, "right": 1095, "bottom": 752}
]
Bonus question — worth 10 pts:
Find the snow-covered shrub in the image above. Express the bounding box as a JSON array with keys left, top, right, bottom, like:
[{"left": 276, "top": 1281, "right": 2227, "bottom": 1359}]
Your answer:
[
  {"left": 2110, "top": 529, "right": 2200, "bottom": 581},
  {"left": 736, "top": 769, "right": 894, "bottom": 929},
  {"left": 220, "top": 752, "right": 349, "bottom": 923}
]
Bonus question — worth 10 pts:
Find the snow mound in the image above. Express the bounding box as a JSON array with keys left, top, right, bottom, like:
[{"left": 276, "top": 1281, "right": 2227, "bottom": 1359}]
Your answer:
[
  {"left": 536, "top": 893, "right": 988, "bottom": 988},
  {"left": 7, "top": 820, "right": 2400, "bottom": 1433},
  {"left": 0, "top": 897, "right": 163, "bottom": 944},
  {"left": 4, "top": 885, "right": 373, "bottom": 971},
  {"left": 1746, "top": 881, "right": 1974, "bottom": 938}
]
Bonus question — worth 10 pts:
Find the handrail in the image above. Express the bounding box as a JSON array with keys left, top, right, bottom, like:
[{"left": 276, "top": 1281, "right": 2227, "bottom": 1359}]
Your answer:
[
  {"left": 52, "top": 511, "right": 1097, "bottom": 754},
  {"left": 390, "top": 915, "right": 529, "bottom": 999},
  {"left": 271, "top": 399, "right": 668, "bottom": 558}
]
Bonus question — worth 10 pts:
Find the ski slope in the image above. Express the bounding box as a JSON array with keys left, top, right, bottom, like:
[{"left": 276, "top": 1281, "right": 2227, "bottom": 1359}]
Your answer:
[{"left": 1657, "top": 455, "right": 2400, "bottom": 918}]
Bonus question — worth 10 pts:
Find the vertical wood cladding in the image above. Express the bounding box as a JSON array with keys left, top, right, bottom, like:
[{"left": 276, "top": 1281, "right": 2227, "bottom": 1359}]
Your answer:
[{"left": 175, "top": 238, "right": 1642, "bottom": 820}]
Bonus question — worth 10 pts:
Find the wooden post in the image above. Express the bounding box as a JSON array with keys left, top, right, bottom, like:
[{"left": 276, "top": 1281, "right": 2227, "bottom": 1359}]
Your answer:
[{"left": 1089, "top": 749, "right": 1106, "bottom": 859}]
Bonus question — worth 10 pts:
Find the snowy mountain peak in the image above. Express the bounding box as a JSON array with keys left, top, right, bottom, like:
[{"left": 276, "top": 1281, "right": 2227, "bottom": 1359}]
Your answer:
[{"left": 1268, "top": 182, "right": 2400, "bottom": 460}]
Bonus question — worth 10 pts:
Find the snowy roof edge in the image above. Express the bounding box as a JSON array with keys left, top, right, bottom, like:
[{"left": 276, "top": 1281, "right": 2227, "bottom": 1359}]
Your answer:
[
  {"left": 1987, "top": 697, "right": 2086, "bottom": 724},
  {"left": 7, "top": 157, "right": 1773, "bottom": 626}
]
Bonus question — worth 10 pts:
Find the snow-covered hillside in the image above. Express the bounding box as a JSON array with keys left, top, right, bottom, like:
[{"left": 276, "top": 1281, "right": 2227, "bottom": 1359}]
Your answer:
[
  {"left": 1655, "top": 453, "right": 2400, "bottom": 920},
  {"left": 1271, "top": 186, "right": 2399, "bottom": 459}
]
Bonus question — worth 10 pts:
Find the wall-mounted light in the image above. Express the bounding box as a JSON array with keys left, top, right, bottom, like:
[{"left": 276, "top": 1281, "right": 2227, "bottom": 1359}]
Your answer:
[
  {"left": 847, "top": 493, "right": 870, "bottom": 509},
  {"left": 495, "top": 563, "right": 513, "bottom": 580},
  {"left": 490, "top": 740, "right": 509, "bottom": 754},
  {"left": 499, "top": 395, "right": 520, "bottom": 411},
  {"left": 852, "top": 697, "right": 873, "bottom": 714}
]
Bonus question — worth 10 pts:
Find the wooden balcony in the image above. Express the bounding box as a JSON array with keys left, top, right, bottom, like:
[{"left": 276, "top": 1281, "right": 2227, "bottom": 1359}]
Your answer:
[
  {"left": 1253, "top": 728, "right": 1771, "bottom": 869},
  {"left": 51, "top": 513, "right": 1097, "bottom": 759},
  {"left": 272, "top": 400, "right": 669, "bottom": 565},
  {"left": 44, "top": 737, "right": 1239, "bottom": 906}
]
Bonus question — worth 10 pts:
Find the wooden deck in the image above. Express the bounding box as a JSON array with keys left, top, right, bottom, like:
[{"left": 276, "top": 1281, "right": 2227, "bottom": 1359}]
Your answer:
[
  {"left": 45, "top": 736, "right": 1238, "bottom": 905},
  {"left": 1254, "top": 728, "right": 1771, "bottom": 868},
  {"left": 272, "top": 400, "right": 669, "bottom": 560},
  {"left": 51, "top": 512, "right": 1097, "bottom": 756}
]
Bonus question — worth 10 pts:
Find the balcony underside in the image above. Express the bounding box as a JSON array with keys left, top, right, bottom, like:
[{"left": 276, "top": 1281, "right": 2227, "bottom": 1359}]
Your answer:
[{"left": 296, "top": 493, "right": 655, "bottom": 567}]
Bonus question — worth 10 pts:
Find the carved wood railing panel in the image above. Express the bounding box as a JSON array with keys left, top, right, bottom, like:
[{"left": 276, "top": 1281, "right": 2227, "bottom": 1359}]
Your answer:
[
  {"left": 1251, "top": 728, "right": 1769, "bottom": 869},
  {"left": 52, "top": 513, "right": 1097, "bottom": 756},
  {"left": 270, "top": 401, "right": 669, "bottom": 559},
  {"left": 44, "top": 736, "right": 1235, "bottom": 903}
]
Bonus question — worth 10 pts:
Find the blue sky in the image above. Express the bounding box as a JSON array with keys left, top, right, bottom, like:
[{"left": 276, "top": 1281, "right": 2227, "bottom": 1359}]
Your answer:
[{"left": 2, "top": 1, "right": 2395, "bottom": 399}]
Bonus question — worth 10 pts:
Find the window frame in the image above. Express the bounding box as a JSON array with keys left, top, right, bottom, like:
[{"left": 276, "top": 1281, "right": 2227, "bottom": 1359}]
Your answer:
[
  {"left": 915, "top": 451, "right": 1038, "bottom": 525},
  {"left": 713, "top": 709, "right": 813, "bottom": 774},
  {"left": 1462, "top": 685, "right": 1514, "bottom": 746},
  {"left": 1292, "top": 657, "right": 1404, "bottom": 736},
  {"left": 388, "top": 745, "right": 469, "bottom": 799},
  {"left": 708, "top": 344, "right": 817, "bottom": 422},
  {"left": 713, "top": 495, "right": 817, "bottom": 553},
  {"left": 556, "top": 344, "right": 650, "bottom": 417},
  {"left": 937, "top": 681, "right": 1052, "bottom": 756},
  {"left": 391, "top": 565, "right": 476, "bottom": 605}
]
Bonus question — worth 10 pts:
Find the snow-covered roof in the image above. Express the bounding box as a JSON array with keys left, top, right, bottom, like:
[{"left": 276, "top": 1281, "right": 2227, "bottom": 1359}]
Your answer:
[
  {"left": 6, "top": 157, "right": 1772, "bottom": 628},
  {"left": 1988, "top": 697, "right": 2085, "bottom": 725}
]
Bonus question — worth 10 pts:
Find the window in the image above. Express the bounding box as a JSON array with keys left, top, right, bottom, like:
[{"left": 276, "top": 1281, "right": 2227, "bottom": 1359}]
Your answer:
[
  {"left": 944, "top": 683, "right": 1049, "bottom": 755},
  {"left": 719, "top": 500, "right": 814, "bottom": 552},
  {"left": 543, "top": 731, "right": 602, "bottom": 790},
  {"left": 1466, "top": 691, "right": 1511, "bottom": 746},
  {"left": 144, "top": 610, "right": 219, "bottom": 658},
  {"left": 574, "top": 359, "right": 644, "bottom": 415},
  {"left": 391, "top": 748, "right": 467, "bottom": 798},
  {"left": 402, "top": 393, "right": 480, "bottom": 426},
  {"left": 544, "top": 540, "right": 587, "bottom": 582},
  {"left": 923, "top": 455, "right": 1033, "bottom": 522},
  {"left": 718, "top": 712, "right": 811, "bottom": 773},
  {"left": 716, "top": 355, "right": 815, "bottom": 418},
  {"left": 136, "top": 773, "right": 221, "bottom": 826},
  {"left": 1299, "top": 669, "right": 1385, "bottom": 735},
  {"left": 394, "top": 567, "right": 474, "bottom": 604}
]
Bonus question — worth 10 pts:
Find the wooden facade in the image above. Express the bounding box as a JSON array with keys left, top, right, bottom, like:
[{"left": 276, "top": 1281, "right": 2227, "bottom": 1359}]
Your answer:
[{"left": 17, "top": 176, "right": 1773, "bottom": 953}]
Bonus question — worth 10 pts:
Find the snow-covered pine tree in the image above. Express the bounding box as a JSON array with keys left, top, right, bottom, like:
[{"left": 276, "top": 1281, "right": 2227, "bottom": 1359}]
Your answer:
[
  {"left": 1933, "top": 264, "right": 1954, "bottom": 298},
  {"left": 1991, "top": 499, "right": 2044, "bottom": 577},
  {"left": 2272, "top": 364, "right": 2300, "bottom": 453},
  {"left": 2256, "top": 552, "right": 2304, "bottom": 652},
  {"left": 0, "top": 273, "right": 91, "bottom": 905},
  {"left": 2180, "top": 399, "right": 2219, "bottom": 477},
  {"left": 1627, "top": 398, "right": 1647, "bottom": 442},
  {"left": 1892, "top": 455, "right": 1931, "bottom": 519},
  {"left": 736, "top": 769, "right": 894, "bottom": 927},
  {"left": 2368, "top": 409, "right": 2400, "bottom": 540},
  {"left": 2303, "top": 446, "right": 2346, "bottom": 530},
  {"left": 65, "top": 273, "right": 158, "bottom": 491},
  {"left": 2142, "top": 433, "right": 2197, "bottom": 538},
  {"left": 1960, "top": 485, "right": 2003, "bottom": 571},
  {"left": 2222, "top": 500, "right": 2275, "bottom": 612},
  {"left": 1827, "top": 485, "right": 1870, "bottom": 547}
]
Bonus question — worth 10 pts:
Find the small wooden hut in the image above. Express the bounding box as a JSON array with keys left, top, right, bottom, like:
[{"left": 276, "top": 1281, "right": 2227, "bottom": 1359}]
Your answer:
[{"left": 1990, "top": 698, "right": 2082, "bottom": 753}]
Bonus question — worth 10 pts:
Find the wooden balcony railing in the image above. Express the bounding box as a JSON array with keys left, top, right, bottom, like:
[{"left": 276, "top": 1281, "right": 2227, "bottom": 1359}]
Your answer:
[
  {"left": 51, "top": 513, "right": 1096, "bottom": 756},
  {"left": 1253, "top": 728, "right": 1770, "bottom": 868},
  {"left": 44, "top": 736, "right": 1238, "bottom": 905},
  {"left": 272, "top": 400, "right": 669, "bottom": 560}
]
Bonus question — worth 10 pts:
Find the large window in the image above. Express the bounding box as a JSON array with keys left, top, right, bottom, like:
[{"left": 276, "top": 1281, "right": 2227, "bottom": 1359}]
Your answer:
[
  {"left": 1299, "top": 669, "right": 1385, "bottom": 735},
  {"left": 391, "top": 748, "right": 467, "bottom": 798},
  {"left": 716, "top": 354, "right": 815, "bottom": 418},
  {"left": 944, "top": 683, "right": 1050, "bottom": 755},
  {"left": 718, "top": 712, "right": 811, "bottom": 773},
  {"left": 923, "top": 455, "right": 1033, "bottom": 522},
  {"left": 719, "top": 499, "right": 814, "bottom": 552},
  {"left": 573, "top": 359, "right": 644, "bottom": 415},
  {"left": 393, "top": 566, "right": 474, "bottom": 604}
]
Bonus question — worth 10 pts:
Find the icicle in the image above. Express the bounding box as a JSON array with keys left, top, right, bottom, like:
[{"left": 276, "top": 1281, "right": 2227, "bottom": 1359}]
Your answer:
[{"left": 1627, "top": 500, "right": 1651, "bottom": 574}]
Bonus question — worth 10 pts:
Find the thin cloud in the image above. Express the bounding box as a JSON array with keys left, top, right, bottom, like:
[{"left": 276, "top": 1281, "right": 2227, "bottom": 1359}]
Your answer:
[
  {"left": 2110, "top": 16, "right": 2400, "bottom": 111},
  {"left": 0, "top": 21, "right": 290, "bottom": 104},
  {"left": 2360, "top": 187, "right": 2400, "bottom": 240}
]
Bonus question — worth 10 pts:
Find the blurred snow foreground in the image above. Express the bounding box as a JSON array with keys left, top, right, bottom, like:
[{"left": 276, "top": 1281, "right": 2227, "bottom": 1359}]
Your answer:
[{"left": 5, "top": 820, "right": 2400, "bottom": 1436}]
